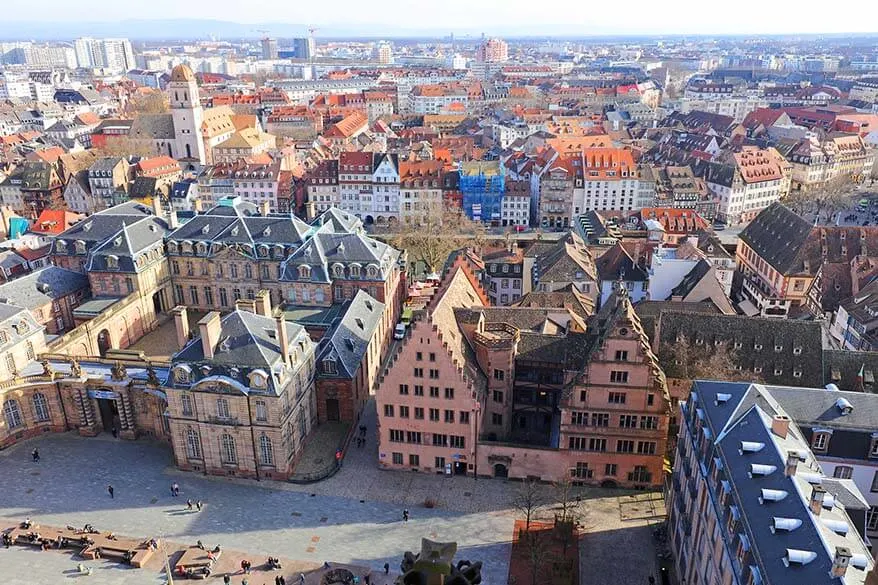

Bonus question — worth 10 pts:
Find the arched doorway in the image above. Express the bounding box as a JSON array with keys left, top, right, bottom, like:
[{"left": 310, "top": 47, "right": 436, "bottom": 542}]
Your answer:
[
  {"left": 364, "top": 215, "right": 374, "bottom": 225},
  {"left": 600, "top": 479, "right": 618, "bottom": 489},
  {"left": 97, "top": 329, "right": 111, "bottom": 357},
  {"left": 493, "top": 463, "right": 508, "bottom": 478},
  {"left": 152, "top": 291, "right": 164, "bottom": 314}
]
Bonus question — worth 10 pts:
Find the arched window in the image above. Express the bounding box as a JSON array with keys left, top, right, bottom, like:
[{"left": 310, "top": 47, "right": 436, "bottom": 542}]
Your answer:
[
  {"left": 259, "top": 435, "right": 274, "bottom": 466},
  {"left": 32, "top": 393, "right": 49, "bottom": 422},
  {"left": 4, "top": 399, "right": 23, "bottom": 429},
  {"left": 298, "top": 265, "right": 311, "bottom": 280},
  {"left": 220, "top": 434, "right": 237, "bottom": 464},
  {"left": 186, "top": 428, "right": 202, "bottom": 459}
]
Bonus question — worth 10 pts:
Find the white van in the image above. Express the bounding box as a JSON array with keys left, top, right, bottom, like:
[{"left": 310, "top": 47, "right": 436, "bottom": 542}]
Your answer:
[{"left": 393, "top": 323, "right": 406, "bottom": 340}]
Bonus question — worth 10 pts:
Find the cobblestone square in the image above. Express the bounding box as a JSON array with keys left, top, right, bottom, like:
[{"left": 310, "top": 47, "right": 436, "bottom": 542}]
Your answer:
[{"left": 0, "top": 410, "right": 661, "bottom": 585}]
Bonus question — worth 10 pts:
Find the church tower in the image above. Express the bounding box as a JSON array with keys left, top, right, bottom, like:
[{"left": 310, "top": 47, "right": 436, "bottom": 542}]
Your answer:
[{"left": 168, "top": 64, "right": 206, "bottom": 164}]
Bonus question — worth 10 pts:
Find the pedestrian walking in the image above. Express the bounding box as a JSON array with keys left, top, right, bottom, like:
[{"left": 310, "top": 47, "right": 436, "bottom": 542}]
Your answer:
[
  {"left": 187, "top": 499, "right": 193, "bottom": 510},
  {"left": 223, "top": 575, "right": 230, "bottom": 585},
  {"left": 299, "top": 573, "right": 306, "bottom": 585},
  {"left": 278, "top": 576, "right": 286, "bottom": 585},
  {"left": 402, "top": 509, "right": 409, "bottom": 522},
  {"left": 364, "top": 574, "right": 370, "bottom": 585},
  {"left": 111, "top": 427, "right": 118, "bottom": 438},
  {"left": 32, "top": 448, "right": 40, "bottom": 462},
  {"left": 196, "top": 500, "right": 202, "bottom": 511},
  {"left": 171, "top": 483, "right": 179, "bottom": 496},
  {"left": 107, "top": 485, "right": 114, "bottom": 499},
  {"left": 383, "top": 562, "right": 390, "bottom": 575}
]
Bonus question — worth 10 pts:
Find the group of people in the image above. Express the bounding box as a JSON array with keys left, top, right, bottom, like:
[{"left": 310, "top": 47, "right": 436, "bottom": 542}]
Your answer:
[
  {"left": 186, "top": 498, "right": 203, "bottom": 511},
  {"left": 354, "top": 424, "right": 369, "bottom": 448},
  {"left": 266, "top": 556, "right": 282, "bottom": 570}
]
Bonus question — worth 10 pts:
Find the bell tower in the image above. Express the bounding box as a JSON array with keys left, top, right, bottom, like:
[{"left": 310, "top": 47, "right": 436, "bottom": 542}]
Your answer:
[{"left": 168, "top": 64, "right": 206, "bottom": 163}]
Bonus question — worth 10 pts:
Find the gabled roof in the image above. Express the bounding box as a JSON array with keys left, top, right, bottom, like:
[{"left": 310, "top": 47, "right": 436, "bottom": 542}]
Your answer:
[
  {"left": 0, "top": 266, "right": 89, "bottom": 310},
  {"left": 595, "top": 242, "right": 649, "bottom": 282},
  {"left": 739, "top": 203, "right": 813, "bottom": 275},
  {"left": 30, "top": 209, "right": 83, "bottom": 235}
]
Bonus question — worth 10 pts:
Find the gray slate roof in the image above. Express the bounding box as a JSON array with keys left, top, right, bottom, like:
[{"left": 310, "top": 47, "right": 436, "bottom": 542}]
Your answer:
[
  {"left": 317, "top": 290, "right": 384, "bottom": 379},
  {"left": 0, "top": 266, "right": 89, "bottom": 311}
]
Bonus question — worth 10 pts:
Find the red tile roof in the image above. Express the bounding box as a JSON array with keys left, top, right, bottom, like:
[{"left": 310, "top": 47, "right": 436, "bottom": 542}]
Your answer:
[{"left": 31, "top": 210, "right": 84, "bottom": 235}]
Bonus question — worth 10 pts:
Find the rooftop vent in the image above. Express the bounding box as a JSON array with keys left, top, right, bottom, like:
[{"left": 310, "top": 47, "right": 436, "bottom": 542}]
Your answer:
[
  {"left": 749, "top": 464, "right": 777, "bottom": 477},
  {"left": 825, "top": 383, "right": 840, "bottom": 392},
  {"left": 740, "top": 441, "right": 765, "bottom": 454},
  {"left": 783, "top": 549, "right": 817, "bottom": 567},
  {"left": 759, "top": 489, "right": 789, "bottom": 504},
  {"left": 770, "top": 517, "right": 802, "bottom": 533},
  {"left": 715, "top": 393, "right": 732, "bottom": 405},
  {"left": 823, "top": 519, "right": 850, "bottom": 536},
  {"left": 836, "top": 397, "right": 853, "bottom": 415}
]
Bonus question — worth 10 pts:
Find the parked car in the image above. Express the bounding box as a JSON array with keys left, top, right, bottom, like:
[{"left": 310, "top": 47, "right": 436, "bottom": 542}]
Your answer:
[{"left": 394, "top": 323, "right": 406, "bottom": 340}]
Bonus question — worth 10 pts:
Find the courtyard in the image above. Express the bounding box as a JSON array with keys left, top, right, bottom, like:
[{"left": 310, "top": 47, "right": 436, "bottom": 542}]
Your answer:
[{"left": 0, "top": 425, "right": 663, "bottom": 585}]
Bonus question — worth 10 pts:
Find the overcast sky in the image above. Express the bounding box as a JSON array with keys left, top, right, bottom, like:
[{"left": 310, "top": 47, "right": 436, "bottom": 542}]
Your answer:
[{"left": 2, "top": 0, "right": 877, "bottom": 35}]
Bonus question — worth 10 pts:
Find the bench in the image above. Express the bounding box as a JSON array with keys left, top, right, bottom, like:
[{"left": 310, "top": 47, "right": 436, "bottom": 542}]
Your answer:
[{"left": 175, "top": 546, "right": 221, "bottom": 578}]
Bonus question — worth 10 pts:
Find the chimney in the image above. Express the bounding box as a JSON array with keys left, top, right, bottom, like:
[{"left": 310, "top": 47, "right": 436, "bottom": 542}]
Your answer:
[
  {"left": 809, "top": 485, "right": 826, "bottom": 516},
  {"left": 168, "top": 209, "right": 179, "bottom": 229},
  {"left": 771, "top": 414, "right": 790, "bottom": 439},
  {"left": 171, "top": 305, "right": 190, "bottom": 350},
  {"left": 832, "top": 547, "right": 852, "bottom": 578},
  {"left": 235, "top": 298, "right": 257, "bottom": 313},
  {"left": 784, "top": 451, "right": 798, "bottom": 477},
  {"left": 255, "top": 289, "right": 272, "bottom": 317},
  {"left": 261, "top": 200, "right": 271, "bottom": 217},
  {"left": 276, "top": 315, "right": 290, "bottom": 366},
  {"left": 198, "top": 312, "right": 222, "bottom": 360}
]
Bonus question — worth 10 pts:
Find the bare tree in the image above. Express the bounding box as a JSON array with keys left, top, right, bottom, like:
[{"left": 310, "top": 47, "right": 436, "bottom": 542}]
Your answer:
[
  {"left": 523, "top": 527, "right": 552, "bottom": 585},
  {"left": 512, "top": 479, "right": 546, "bottom": 531},
  {"left": 663, "top": 335, "right": 759, "bottom": 388},
  {"left": 552, "top": 475, "right": 584, "bottom": 558},
  {"left": 382, "top": 202, "right": 486, "bottom": 273},
  {"left": 93, "top": 136, "right": 156, "bottom": 159},
  {"left": 123, "top": 90, "right": 169, "bottom": 117}
]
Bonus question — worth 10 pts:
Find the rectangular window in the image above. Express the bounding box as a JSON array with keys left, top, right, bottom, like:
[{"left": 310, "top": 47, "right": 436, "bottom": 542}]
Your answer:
[
  {"left": 619, "top": 415, "right": 638, "bottom": 428},
  {"left": 637, "top": 441, "right": 657, "bottom": 455},
  {"left": 589, "top": 438, "right": 607, "bottom": 452},
  {"left": 429, "top": 369, "right": 440, "bottom": 379},
  {"left": 414, "top": 385, "right": 424, "bottom": 396},
  {"left": 432, "top": 433, "right": 448, "bottom": 447},
  {"left": 204, "top": 286, "right": 214, "bottom": 306},
  {"left": 569, "top": 437, "right": 587, "bottom": 451},
  {"left": 389, "top": 429, "right": 404, "bottom": 442},
  {"left": 459, "top": 410, "right": 470, "bottom": 424},
  {"left": 416, "top": 352, "right": 423, "bottom": 361},
  {"left": 429, "top": 353, "right": 436, "bottom": 362},
  {"left": 414, "top": 407, "right": 424, "bottom": 420},
  {"left": 219, "top": 288, "right": 228, "bottom": 307},
  {"left": 833, "top": 465, "right": 853, "bottom": 479},
  {"left": 640, "top": 416, "right": 659, "bottom": 430},
  {"left": 444, "top": 410, "right": 455, "bottom": 423},
  {"left": 255, "top": 400, "right": 267, "bottom": 422},
  {"left": 571, "top": 411, "right": 588, "bottom": 425},
  {"left": 493, "top": 390, "right": 503, "bottom": 403},
  {"left": 435, "top": 456, "right": 446, "bottom": 470},
  {"left": 615, "top": 350, "right": 629, "bottom": 361},
  {"left": 493, "top": 369, "right": 505, "bottom": 380},
  {"left": 608, "top": 392, "right": 627, "bottom": 404},
  {"left": 429, "top": 386, "right": 439, "bottom": 398},
  {"left": 406, "top": 431, "right": 421, "bottom": 444},
  {"left": 181, "top": 393, "right": 193, "bottom": 416},
  {"left": 617, "top": 440, "right": 634, "bottom": 453},
  {"left": 572, "top": 462, "right": 592, "bottom": 479},
  {"left": 414, "top": 368, "right": 424, "bottom": 378},
  {"left": 492, "top": 413, "right": 503, "bottom": 425},
  {"left": 429, "top": 408, "right": 440, "bottom": 422},
  {"left": 392, "top": 452, "right": 403, "bottom": 465},
  {"left": 444, "top": 387, "right": 454, "bottom": 399},
  {"left": 399, "top": 384, "right": 409, "bottom": 395},
  {"left": 216, "top": 398, "right": 230, "bottom": 419},
  {"left": 605, "top": 463, "right": 617, "bottom": 476},
  {"left": 450, "top": 435, "right": 465, "bottom": 449},
  {"left": 647, "top": 394, "right": 655, "bottom": 406},
  {"left": 384, "top": 404, "right": 395, "bottom": 417},
  {"left": 580, "top": 390, "right": 587, "bottom": 402},
  {"left": 399, "top": 406, "right": 409, "bottom": 418},
  {"left": 409, "top": 454, "right": 420, "bottom": 467},
  {"left": 591, "top": 413, "right": 609, "bottom": 427},
  {"left": 610, "top": 371, "right": 629, "bottom": 384},
  {"left": 812, "top": 433, "right": 829, "bottom": 451}
]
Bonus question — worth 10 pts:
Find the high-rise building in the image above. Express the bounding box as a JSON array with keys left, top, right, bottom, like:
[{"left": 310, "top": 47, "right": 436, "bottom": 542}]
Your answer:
[
  {"left": 476, "top": 38, "right": 508, "bottom": 63},
  {"left": 376, "top": 41, "right": 393, "bottom": 65},
  {"left": 291, "top": 37, "right": 315, "bottom": 61},
  {"left": 74, "top": 37, "right": 135, "bottom": 72},
  {"left": 74, "top": 37, "right": 100, "bottom": 68},
  {"left": 261, "top": 37, "right": 279, "bottom": 60}
]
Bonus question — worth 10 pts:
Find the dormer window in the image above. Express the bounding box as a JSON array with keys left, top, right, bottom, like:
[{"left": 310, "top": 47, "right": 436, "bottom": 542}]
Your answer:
[
  {"left": 258, "top": 245, "right": 268, "bottom": 257},
  {"left": 322, "top": 358, "right": 337, "bottom": 375},
  {"left": 812, "top": 429, "right": 832, "bottom": 453},
  {"left": 196, "top": 243, "right": 207, "bottom": 256},
  {"left": 106, "top": 255, "right": 119, "bottom": 269},
  {"left": 869, "top": 435, "right": 878, "bottom": 459},
  {"left": 56, "top": 241, "right": 67, "bottom": 252},
  {"left": 168, "top": 242, "right": 179, "bottom": 254},
  {"left": 332, "top": 264, "right": 345, "bottom": 277},
  {"left": 248, "top": 369, "right": 268, "bottom": 389},
  {"left": 173, "top": 365, "right": 191, "bottom": 384},
  {"left": 733, "top": 341, "right": 742, "bottom": 349},
  {"left": 792, "top": 346, "right": 802, "bottom": 355},
  {"left": 349, "top": 264, "right": 361, "bottom": 278},
  {"left": 754, "top": 343, "right": 763, "bottom": 351},
  {"left": 75, "top": 240, "right": 86, "bottom": 254},
  {"left": 299, "top": 265, "right": 311, "bottom": 280}
]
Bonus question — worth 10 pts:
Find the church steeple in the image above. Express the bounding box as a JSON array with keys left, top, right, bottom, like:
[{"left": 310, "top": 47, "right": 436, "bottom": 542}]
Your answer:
[{"left": 168, "top": 64, "right": 199, "bottom": 110}]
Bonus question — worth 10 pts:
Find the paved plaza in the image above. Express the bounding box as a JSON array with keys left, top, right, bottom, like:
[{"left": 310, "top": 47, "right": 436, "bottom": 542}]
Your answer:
[{"left": 0, "top": 407, "right": 662, "bottom": 585}]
